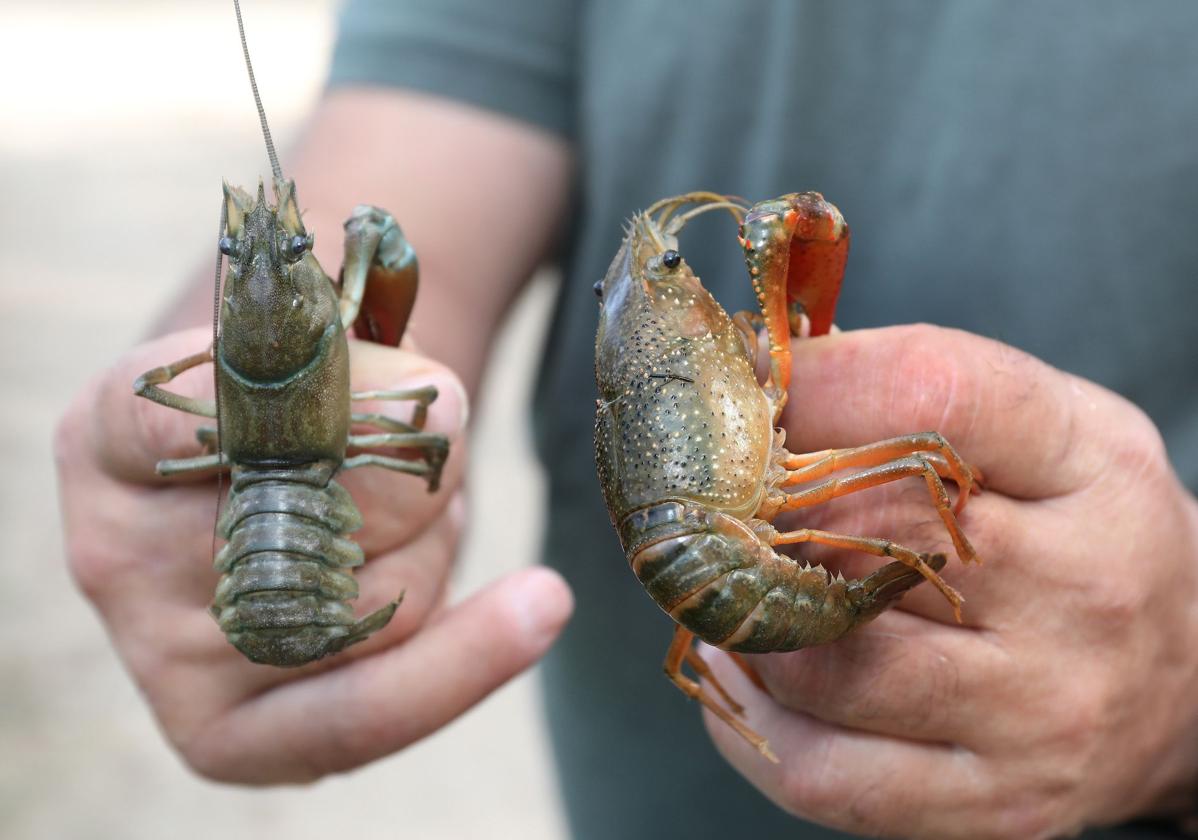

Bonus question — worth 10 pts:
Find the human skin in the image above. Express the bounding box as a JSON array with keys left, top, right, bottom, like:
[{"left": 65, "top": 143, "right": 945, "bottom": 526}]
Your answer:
[
  {"left": 56, "top": 88, "right": 1198, "bottom": 833},
  {"left": 702, "top": 325, "right": 1198, "bottom": 838}
]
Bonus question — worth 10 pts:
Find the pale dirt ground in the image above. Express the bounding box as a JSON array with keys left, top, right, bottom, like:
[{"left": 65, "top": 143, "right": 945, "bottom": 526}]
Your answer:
[{"left": 0, "top": 3, "right": 567, "bottom": 838}]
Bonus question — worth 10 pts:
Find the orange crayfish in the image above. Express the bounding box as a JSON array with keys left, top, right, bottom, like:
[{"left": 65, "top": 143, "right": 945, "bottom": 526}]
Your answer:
[{"left": 593, "top": 192, "right": 981, "bottom": 760}]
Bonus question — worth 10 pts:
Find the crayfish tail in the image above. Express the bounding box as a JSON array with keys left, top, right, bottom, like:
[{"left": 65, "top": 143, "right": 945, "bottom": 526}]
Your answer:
[
  {"left": 625, "top": 503, "right": 951, "bottom": 656},
  {"left": 846, "top": 553, "right": 948, "bottom": 624},
  {"left": 212, "top": 468, "right": 396, "bottom": 667}
]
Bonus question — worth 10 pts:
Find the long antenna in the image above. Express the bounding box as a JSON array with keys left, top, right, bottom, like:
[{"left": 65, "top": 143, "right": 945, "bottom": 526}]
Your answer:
[{"left": 233, "top": 0, "right": 283, "bottom": 181}]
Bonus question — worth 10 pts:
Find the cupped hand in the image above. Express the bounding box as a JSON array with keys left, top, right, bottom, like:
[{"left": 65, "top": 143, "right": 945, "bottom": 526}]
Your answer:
[
  {"left": 55, "top": 327, "right": 572, "bottom": 784},
  {"left": 703, "top": 324, "right": 1198, "bottom": 839}
]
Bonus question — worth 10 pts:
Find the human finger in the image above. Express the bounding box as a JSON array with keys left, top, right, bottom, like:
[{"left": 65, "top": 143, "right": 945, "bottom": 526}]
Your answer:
[
  {"left": 709, "top": 610, "right": 1007, "bottom": 744},
  {"left": 775, "top": 483, "right": 1063, "bottom": 625},
  {"left": 328, "top": 492, "right": 465, "bottom": 661},
  {"left": 701, "top": 649, "right": 1010, "bottom": 839},
  {"left": 179, "top": 566, "right": 573, "bottom": 783},
  {"left": 782, "top": 324, "right": 1146, "bottom": 500},
  {"left": 57, "top": 390, "right": 227, "bottom": 608}
]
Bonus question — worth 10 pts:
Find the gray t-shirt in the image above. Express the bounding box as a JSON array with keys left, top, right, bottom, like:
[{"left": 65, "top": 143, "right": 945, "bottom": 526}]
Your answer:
[{"left": 331, "top": 2, "right": 1198, "bottom": 837}]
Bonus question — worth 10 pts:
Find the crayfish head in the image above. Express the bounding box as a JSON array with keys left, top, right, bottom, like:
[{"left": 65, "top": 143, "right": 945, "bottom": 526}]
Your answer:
[
  {"left": 593, "top": 196, "right": 774, "bottom": 524},
  {"left": 596, "top": 210, "right": 729, "bottom": 344},
  {"left": 218, "top": 179, "right": 337, "bottom": 380}
]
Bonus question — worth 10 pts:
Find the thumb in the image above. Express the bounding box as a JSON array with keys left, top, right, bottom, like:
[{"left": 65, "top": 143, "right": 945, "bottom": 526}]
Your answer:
[{"left": 192, "top": 566, "right": 574, "bottom": 782}]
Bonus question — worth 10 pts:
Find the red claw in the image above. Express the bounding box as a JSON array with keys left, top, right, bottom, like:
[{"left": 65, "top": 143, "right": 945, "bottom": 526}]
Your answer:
[
  {"left": 350, "top": 261, "right": 418, "bottom": 346},
  {"left": 744, "top": 192, "right": 850, "bottom": 339},
  {"left": 739, "top": 192, "right": 851, "bottom": 419}
]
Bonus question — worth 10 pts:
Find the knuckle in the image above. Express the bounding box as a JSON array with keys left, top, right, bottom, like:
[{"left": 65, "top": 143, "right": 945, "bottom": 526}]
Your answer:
[
  {"left": 776, "top": 734, "right": 838, "bottom": 815},
  {"left": 1086, "top": 581, "right": 1144, "bottom": 629},
  {"left": 1076, "top": 568, "right": 1147, "bottom": 630},
  {"left": 1054, "top": 690, "right": 1106, "bottom": 757},
  {"left": 177, "top": 739, "right": 239, "bottom": 783},
  {"left": 845, "top": 786, "right": 890, "bottom": 835},
  {"left": 884, "top": 324, "right": 983, "bottom": 438},
  {"left": 780, "top": 749, "right": 896, "bottom": 836},
  {"left": 1068, "top": 380, "right": 1169, "bottom": 494},
  {"left": 976, "top": 766, "right": 1078, "bottom": 840},
  {"left": 1108, "top": 403, "right": 1168, "bottom": 480},
  {"left": 163, "top": 714, "right": 239, "bottom": 782},
  {"left": 780, "top": 767, "right": 834, "bottom": 817}
]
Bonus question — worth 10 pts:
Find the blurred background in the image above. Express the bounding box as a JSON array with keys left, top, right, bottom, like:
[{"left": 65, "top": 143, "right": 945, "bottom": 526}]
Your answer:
[{"left": 0, "top": 1, "right": 565, "bottom": 837}]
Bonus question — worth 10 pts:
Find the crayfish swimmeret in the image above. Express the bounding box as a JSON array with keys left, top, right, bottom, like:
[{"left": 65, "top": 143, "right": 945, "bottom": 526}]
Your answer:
[{"left": 593, "top": 192, "right": 981, "bottom": 760}]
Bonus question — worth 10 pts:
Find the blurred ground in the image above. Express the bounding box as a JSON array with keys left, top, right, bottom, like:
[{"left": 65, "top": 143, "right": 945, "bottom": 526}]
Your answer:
[{"left": 0, "top": 2, "right": 565, "bottom": 838}]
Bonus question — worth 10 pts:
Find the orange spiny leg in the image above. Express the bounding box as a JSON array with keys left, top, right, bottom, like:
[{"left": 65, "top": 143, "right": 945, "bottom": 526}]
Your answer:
[
  {"left": 728, "top": 652, "right": 767, "bottom": 692},
  {"left": 682, "top": 645, "right": 745, "bottom": 716},
  {"left": 773, "top": 528, "right": 964, "bottom": 621},
  {"left": 772, "top": 455, "right": 981, "bottom": 568},
  {"left": 664, "top": 626, "right": 778, "bottom": 762},
  {"left": 780, "top": 433, "right": 980, "bottom": 514},
  {"left": 784, "top": 451, "right": 983, "bottom": 505}
]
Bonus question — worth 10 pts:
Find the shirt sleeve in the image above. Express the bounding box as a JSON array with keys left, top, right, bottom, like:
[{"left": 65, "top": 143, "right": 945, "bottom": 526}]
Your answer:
[{"left": 328, "top": 0, "right": 578, "bottom": 139}]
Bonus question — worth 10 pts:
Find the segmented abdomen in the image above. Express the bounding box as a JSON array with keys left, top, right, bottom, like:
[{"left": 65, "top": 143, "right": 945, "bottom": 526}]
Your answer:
[
  {"left": 624, "top": 501, "right": 925, "bottom": 652},
  {"left": 212, "top": 463, "right": 395, "bottom": 667}
]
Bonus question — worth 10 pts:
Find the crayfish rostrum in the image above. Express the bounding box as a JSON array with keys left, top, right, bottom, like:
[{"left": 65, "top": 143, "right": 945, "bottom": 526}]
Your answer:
[{"left": 593, "top": 192, "right": 981, "bottom": 759}]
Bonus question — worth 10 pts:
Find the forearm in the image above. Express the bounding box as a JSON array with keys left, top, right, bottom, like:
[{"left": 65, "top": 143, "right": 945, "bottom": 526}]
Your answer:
[{"left": 152, "top": 86, "right": 573, "bottom": 399}]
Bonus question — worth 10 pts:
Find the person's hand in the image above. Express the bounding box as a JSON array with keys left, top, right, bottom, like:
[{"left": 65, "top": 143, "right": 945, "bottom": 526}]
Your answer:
[
  {"left": 55, "top": 327, "right": 573, "bottom": 783},
  {"left": 702, "top": 324, "right": 1198, "bottom": 838}
]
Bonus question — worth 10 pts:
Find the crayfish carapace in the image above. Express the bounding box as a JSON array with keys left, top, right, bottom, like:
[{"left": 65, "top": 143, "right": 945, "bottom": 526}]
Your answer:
[{"left": 593, "top": 192, "right": 981, "bottom": 760}]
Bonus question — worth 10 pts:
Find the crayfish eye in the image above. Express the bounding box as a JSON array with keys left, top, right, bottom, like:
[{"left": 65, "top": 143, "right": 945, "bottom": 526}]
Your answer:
[
  {"left": 281, "top": 233, "right": 312, "bottom": 263},
  {"left": 593, "top": 279, "right": 604, "bottom": 298},
  {"left": 218, "top": 236, "right": 240, "bottom": 258},
  {"left": 661, "top": 249, "right": 681, "bottom": 270}
]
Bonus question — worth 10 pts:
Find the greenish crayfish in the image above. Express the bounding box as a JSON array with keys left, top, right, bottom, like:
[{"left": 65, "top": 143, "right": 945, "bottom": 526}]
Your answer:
[
  {"left": 593, "top": 192, "right": 981, "bottom": 759},
  {"left": 133, "top": 1, "right": 447, "bottom": 667}
]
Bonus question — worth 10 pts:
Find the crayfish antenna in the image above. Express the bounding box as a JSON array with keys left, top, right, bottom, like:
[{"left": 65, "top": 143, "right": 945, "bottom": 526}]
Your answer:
[{"left": 233, "top": 0, "right": 283, "bottom": 182}]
